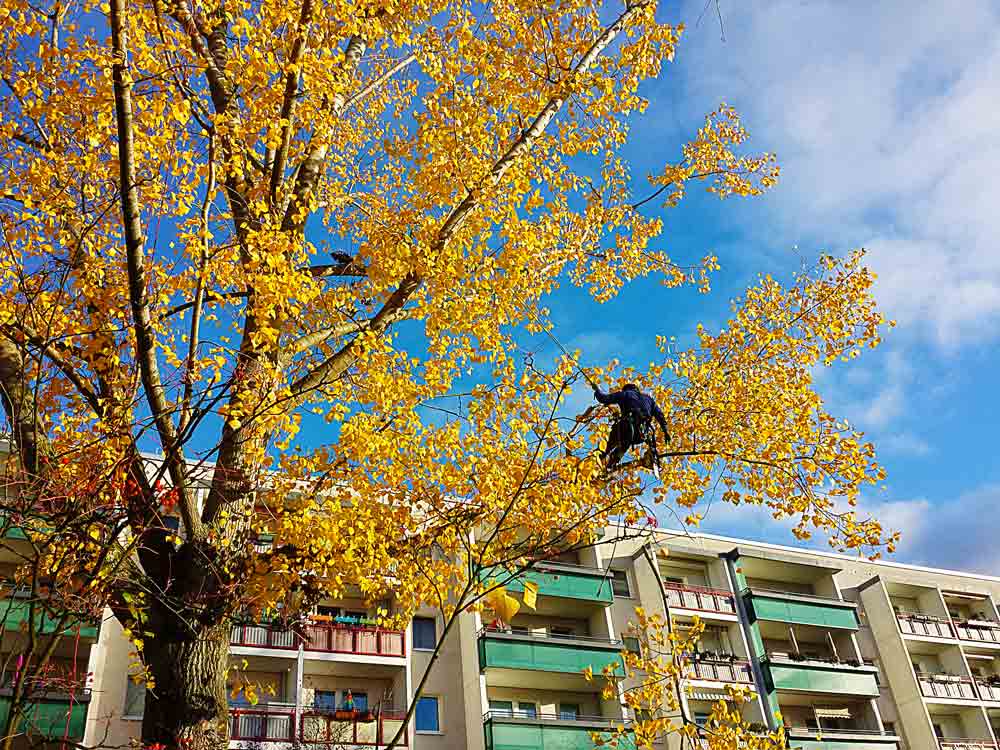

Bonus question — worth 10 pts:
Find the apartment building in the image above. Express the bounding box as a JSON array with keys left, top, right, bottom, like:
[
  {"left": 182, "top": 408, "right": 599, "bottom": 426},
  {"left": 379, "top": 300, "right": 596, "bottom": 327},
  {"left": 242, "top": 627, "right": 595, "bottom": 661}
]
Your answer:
[{"left": 6, "top": 524, "right": 1000, "bottom": 750}]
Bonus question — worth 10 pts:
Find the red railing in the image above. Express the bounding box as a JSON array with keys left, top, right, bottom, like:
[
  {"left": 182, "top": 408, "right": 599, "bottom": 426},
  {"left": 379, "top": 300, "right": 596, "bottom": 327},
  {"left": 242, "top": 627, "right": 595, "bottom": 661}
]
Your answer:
[
  {"left": 686, "top": 657, "right": 754, "bottom": 684},
  {"left": 916, "top": 673, "right": 978, "bottom": 700},
  {"left": 663, "top": 582, "right": 736, "bottom": 615},
  {"left": 300, "top": 710, "right": 408, "bottom": 746},
  {"left": 229, "top": 704, "right": 296, "bottom": 742},
  {"left": 303, "top": 623, "right": 406, "bottom": 658},
  {"left": 230, "top": 623, "right": 299, "bottom": 651},
  {"left": 896, "top": 611, "right": 957, "bottom": 639}
]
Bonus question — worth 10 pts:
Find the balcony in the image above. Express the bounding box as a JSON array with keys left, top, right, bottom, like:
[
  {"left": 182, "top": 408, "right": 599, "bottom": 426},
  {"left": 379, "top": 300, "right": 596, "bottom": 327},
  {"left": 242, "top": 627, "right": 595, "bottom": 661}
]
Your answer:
[
  {"left": 0, "top": 598, "right": 98, "bottom": 639},
  {"left": 230, "top": 702, "right": 297, "bottom": 743},
  {"left": 955, "top": 620, "right": 1000, "bottom": 645},
  {"left": 230, "top": 622, "right": 299, "bottom": 652},
  {"left": 761, "top": 653, "right": 879, "bottom": 697},
  {"left": 0, "top": 692, "right": 90, "bottom": 741},
  {"left": 229, "top": 621, "right": 406, "bottom": 659},
  {"left": 785, "top": 726, "right": 898, "bottom": 749},
  {"left": 917, "top": 673, "right": 979, "bottom": 700},
  {"left": 303, "top": 623, "right": 405, "bottom": 658},
  {"left": 300, "top": 707, "right": 407, "bottom": 746},
  {"left": 229, "top": 704, "right": 408, "bottom": 746},
  {"left": 483, "top": 710, "right": 633, "bottom": 750},
  {"left": 938, "top": 741, "right": 998, "bottom": 750},
  {"left": 477, "top": 628, "right": 624, "bottom": 678},
  {"left": 896, "top": 611, "right": 957, "bottom": 639},
  {"left": 743, "top": 588, "right": 859, "bottom": 630},
  {"left": 976, "top": 678, "right": 1000, "bottom": 702},
  {"left": 663, "top": 582, "right": 736, "bottom": 616},
  {"left": 483, "top": 562, "right": 614, "bottom": 606},
  {"left": 685, "top": 655, "right": 754, "bottom": 685}
]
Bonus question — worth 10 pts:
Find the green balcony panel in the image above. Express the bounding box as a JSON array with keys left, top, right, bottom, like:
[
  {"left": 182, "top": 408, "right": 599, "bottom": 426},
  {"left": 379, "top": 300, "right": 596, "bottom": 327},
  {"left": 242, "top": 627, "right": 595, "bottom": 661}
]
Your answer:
[
  {"left": 0, "top": 697, "right": 89, "bottom": 740},
  {"left": 787, "top": 737, "right": 898, "bottom": 750},
  {"left": 479, "top": 633, "right": 625, "bottom": 677},
  {"left": 0, "top": 599, "right": 99, "bottom": 639},
  {"left": 763, "top": 660, "right": 879, "bottom": 697},
  {"left": 484, "top": 717, "right": 634, "bottom": 750},
  {"left": 481, "top": 564, "right": 614, "bottom": 605},
  {"left": 745, "top": 590, "right": 859, "bottom": 630}
]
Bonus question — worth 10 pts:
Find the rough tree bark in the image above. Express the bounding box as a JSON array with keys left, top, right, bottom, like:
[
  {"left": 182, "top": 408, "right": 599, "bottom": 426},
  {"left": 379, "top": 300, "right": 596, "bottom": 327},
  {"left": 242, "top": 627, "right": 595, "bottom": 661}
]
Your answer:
[{"left": 140, "top": 616, "right": 231, "bottom": 749}]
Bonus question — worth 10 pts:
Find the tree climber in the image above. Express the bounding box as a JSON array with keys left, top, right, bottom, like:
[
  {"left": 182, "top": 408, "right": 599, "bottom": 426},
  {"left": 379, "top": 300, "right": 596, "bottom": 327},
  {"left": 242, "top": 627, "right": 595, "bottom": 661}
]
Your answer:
[{"left": 593, "top": 384, "right": 671, "bottom": 471}]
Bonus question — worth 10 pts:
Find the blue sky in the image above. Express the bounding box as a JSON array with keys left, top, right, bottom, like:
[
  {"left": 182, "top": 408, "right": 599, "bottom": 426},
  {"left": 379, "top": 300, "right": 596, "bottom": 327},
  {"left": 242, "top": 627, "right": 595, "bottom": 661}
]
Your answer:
[{"left": 536, "top": 0, "right": 1000, "bottom": 572}]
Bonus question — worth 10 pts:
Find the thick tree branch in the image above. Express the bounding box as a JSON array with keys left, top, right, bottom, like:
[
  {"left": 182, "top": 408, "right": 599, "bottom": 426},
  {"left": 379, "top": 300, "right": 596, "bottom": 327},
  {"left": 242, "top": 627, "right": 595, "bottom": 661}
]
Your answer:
[
  {"left": 109, "top": 0, "right": 202, "bottom": 541},
  {"left": 268, "top": 0, "right": 315, "bottom": 207},
  {"left": 289, "top": 2, "right": 649, "bottom": 397}
]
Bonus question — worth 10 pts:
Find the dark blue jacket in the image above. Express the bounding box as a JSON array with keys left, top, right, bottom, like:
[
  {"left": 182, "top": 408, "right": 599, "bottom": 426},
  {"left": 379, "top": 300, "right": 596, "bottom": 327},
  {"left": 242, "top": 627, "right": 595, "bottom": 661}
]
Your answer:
[{"left": 594, "top": 387, "right": 670, "bottom": 439}]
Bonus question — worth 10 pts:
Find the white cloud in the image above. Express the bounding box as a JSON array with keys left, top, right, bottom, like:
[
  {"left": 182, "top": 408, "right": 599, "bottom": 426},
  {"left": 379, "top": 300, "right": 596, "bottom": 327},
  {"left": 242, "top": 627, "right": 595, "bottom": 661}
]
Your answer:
[
  {"left": 879, "top": 432, "right": 931, "bottom": 457},
  {"left": 693, "top": 485, "right": 1000, "bottom": 575},
  {"left": 675, "top": 0, "right": 1000, "bottom": 346}
]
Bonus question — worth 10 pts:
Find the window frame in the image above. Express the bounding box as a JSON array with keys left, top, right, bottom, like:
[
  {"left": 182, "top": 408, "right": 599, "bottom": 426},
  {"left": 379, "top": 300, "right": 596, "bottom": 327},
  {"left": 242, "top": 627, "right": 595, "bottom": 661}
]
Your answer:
[
  {"left": 415, "top": 695, "right": 442, "bottom": 733},
  {"left": 610, "top": 569, "right": 632, "bottom": 598},
  {"left": 558, "top": 703, "right": 579, "bottom": 721},
  {"left": 123, "top": 677, "right": 146, "bottom": 719},
  {"left": 412, "top": 616, "right": 437, "bottom": 650}
]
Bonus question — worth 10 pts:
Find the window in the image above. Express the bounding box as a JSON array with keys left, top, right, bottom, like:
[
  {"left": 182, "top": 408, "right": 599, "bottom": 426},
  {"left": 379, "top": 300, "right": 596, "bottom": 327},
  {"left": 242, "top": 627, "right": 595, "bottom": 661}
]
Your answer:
[
  {"left": 623, "top": 636, "right": 641, "bottom": 654},
  {"left": 693, "top": 712, "right": 710, "bottom": 729},
  {"left": 317, "top": 605, "right": 339, "bottom": 618},
  {"left": 123, "top": 678, "right": 145, "bottom": 718},
  {"left": 489, "top": 700, "right": 513, "bottom": 718},
  {"left": 558, "top": 704, "right": 579, "bottom": 720},
  {"left": 550, "top": 626, "right": 575, "bottom": 639},
  {"left": 315, "top": 690, "right": 337, "bottom": 710},
  {"left": 662, "top": 576, "right": 685, "bottom": 585},
  {"left": 415, "top": 696, "right": 440, "bottom": 732},
  {"left": 350, "top": 692, "right": 368, "bottom": 711},
  {"left": 516, "top": 702, "right": 537, "bottom": 719},
  {"left": 883, "top": 722, "right": 896, "bottom": 736},
  {"left": 413, "top": 617, "right": 436, "bottom": 650},
  {"left": 163, "top": 516, "right": 180, "bottom": 532},
  {"left": 610, "top": 570, "right": 631, "bottom": 598}
]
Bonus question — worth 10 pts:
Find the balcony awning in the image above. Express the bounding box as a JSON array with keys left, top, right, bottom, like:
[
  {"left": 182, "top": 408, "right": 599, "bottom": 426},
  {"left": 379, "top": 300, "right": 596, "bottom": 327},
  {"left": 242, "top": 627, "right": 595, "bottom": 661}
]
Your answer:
[
  {"left": 687, "top": 690, "right": 731, "bottom": 702},
  {"left": 814, "top": 707, "right": 852, "bottom": 719}
]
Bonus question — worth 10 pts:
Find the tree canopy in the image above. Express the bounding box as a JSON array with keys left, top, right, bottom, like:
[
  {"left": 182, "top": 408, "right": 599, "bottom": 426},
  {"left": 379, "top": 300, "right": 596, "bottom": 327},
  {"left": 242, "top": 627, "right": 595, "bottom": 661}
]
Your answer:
[{"left": 0, "top": 0, "right": 894, "bottom": 745}]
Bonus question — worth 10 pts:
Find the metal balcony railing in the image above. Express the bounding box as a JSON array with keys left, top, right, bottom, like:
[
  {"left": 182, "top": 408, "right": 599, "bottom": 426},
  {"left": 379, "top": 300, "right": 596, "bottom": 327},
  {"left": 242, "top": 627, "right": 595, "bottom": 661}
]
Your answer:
[
  {"left": 917, "top": 673, "right": 978, "bottom": 700},
  {"left": 230, "top": 620, "right": 406, "bottom": 657},
  {"left": 479, "top": 626, "right": 623, "bottom": 648},
  {"left": 938, "top": 741, "right": 998, "bottom": 750},
  {"left": 662, "top": 582, "right": 736, "bottom": 614},
  {"left": 229, "top": 704, "right": 409, "bottom": 746},
  {"left": 975, "top": 678, "right": 1000, "bottom": 702},
  {"left": 786, "top": 726, "right": 897, "bottom": 738},
  {"left": 300, "top": 707, "right": 408, "bottom": 746},
  {"left": 230, "top": 622, "right": 299, "bottom": 651},
  {"left": 955, "top": 619, "right": 1000, "bottom": 644},
  {"left": 229, "top": 702, "right": 297, "bottom": 742},
  {"left": 303, "top": 623, "right": 406, "bottom": 657},
  {"left": 896, "top": 611, "right": 957, "bottom": 639},
  {"left": 685, "top": 656, "right": 754, "bottom": 684},
  {"left": 483, "top": 710, "right": 626, "bottom": 727}
]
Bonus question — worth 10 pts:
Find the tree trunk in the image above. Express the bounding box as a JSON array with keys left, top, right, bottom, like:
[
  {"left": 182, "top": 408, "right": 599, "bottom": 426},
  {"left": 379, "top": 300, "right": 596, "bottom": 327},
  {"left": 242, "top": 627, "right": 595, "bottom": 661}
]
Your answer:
[{"left": 141, "top": 621, "right": 230, "bottom": 750}]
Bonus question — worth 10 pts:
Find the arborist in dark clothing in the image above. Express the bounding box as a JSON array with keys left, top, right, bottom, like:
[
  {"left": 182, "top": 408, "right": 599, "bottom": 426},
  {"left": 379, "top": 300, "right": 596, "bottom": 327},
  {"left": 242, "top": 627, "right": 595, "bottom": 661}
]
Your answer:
[{"left": 593, "top": 384, "right": 671, "bottom": 471}]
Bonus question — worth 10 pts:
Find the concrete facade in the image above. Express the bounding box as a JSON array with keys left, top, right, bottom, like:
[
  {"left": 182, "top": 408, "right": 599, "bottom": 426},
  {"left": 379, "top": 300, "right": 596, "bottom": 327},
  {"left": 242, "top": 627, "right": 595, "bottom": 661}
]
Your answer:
[{"left": 8, "top": 526, "right": 1000, "bottom": 750}]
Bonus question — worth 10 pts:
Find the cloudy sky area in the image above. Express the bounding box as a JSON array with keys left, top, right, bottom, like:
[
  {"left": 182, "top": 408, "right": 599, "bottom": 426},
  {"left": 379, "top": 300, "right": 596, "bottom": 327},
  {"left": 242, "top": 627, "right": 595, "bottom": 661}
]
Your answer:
[{"left": 546, "top": 0, "right": 1000, "bottom": 572}]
